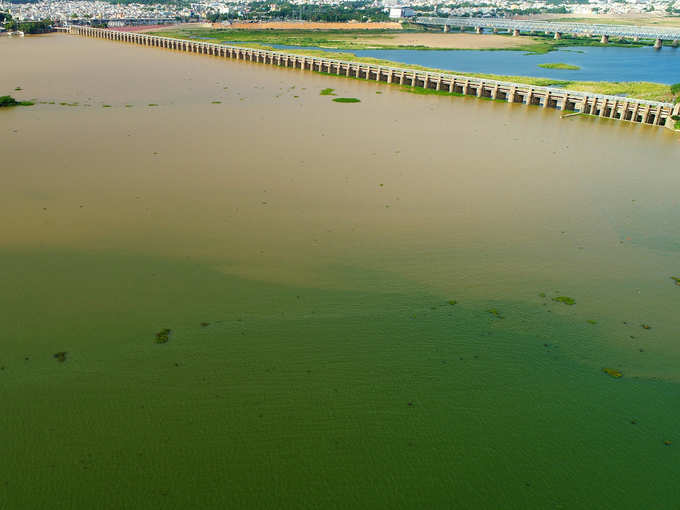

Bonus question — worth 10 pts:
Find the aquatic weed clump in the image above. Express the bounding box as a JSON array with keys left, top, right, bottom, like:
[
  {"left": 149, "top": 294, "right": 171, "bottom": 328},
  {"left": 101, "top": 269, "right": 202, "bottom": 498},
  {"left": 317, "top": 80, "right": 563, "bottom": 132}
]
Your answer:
[
  {"left": 552, "top": 296, "right": 575, "bottom": 306},
  {"left": 487, "top": 309, "right": 504, "bottom": 319},
  {"left": 53, "top": 352, "right": 67, "bottom": 363},
  {"left": 603, "top": 368, "right": 623, "bottom": 378},
  {"left": 320, "top": 88, "right": 336, "bottom": 96},
  {"left": 332, "top": 97, "right": 361, "bottom": 103},
  {"left": 0, "top": 95, "right": 34, "bottom": 107},
  {"left": 155, "top": 328, "right": 172, "bottom": 344},
  {"left": 671, "top": 276, "right": 680, "bottom": 286}
]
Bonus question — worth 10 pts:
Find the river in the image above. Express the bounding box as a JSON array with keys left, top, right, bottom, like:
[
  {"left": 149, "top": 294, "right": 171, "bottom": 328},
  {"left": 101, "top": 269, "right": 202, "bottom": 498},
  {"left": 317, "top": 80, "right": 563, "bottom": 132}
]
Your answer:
[
  {"left": 1, "top": 33, "right": 679, "bottom": 510},
  {"left": 258, "top": 43, "right": 680, "bottom": 84}
]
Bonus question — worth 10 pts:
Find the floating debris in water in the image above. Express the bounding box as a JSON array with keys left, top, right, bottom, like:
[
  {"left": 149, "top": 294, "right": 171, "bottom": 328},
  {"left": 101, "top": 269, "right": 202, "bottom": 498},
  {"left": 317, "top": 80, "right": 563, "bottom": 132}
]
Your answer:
[
  {"left": 200, "top": 322, "right": 210, "bottom": 327},
  {"left": 552, "top": 296, "right": 575, "bottom": 305},
  {"left": 587, "top": 320, "right": 597, "bottom": 325},
  {"left": 53, "top": 352, "right": 67, "bottom": 362},
  {"left": 664, "top": 440, "right": 672, "bottom": 446},
  {"left": 603, "top": 368, "right": 623, "bottom": 378},
  {"left": 155, "top": 328, "right": 172, "bottom": 344},
  {"left": 641, "top": 324, "right": 652, "bottom": 330},
  {"left": 448, "top": 300, "right": 457, "bottom": 306}
]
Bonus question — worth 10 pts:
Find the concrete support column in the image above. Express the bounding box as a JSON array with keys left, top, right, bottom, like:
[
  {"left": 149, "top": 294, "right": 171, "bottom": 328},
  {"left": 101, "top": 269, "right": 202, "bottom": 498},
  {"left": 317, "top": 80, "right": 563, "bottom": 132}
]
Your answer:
[
  {"left": 476, "top": 84, "right": 483, "bottom": 97},
  {"left": 423, "top": 74, "right": 429, "bottom": 89},
  {"left": 376, "top": 67, "right": 381, "bottom": 81},
  {"left": 559, "top": 96, "right": 568, "bottom": 111},
  {"left": 633, "top": 36, "right": 640, "bottom": 42},
  {"left": 609, "top": 100, "right": 618, "bottom": 118},
  {"left": 654, "top": 106, "right": 663, "bottom": 126},
  {"left": 600, "top": 35, "right": 609, "bottom": 44},
  {"left": 443, "top": 25, "right": 449, "bottom": 33},
  {"left": 543, "top": 92, "right": 550, "bottom": 108},
  {"left": 449, "top": 80, "right": 455, "bottom": 93},
  {"left": 673, "top": 40, "right": 679, "bottom": 48},
  {"left": 654, "top": 38, "right": 663, "bottom": 49},
  {"left": 554, "top": 32, "right": 562, "bottom": 40},
  {"left": 512, "top": 29, "right": 520, "bottom": 37},
  {"left": 387, "top": 70, "right": 393, "bottom": 84},
  {"left": 580, "top": 96, "right": 589, "bottom": 113},
  {"left": 412, "top": 73, "right": 417, "bottom": 87},
  {"left": 475, "top": 27, "right": 482, "bottom": 34},
  {"left": 631, "top": 102, "right": 640, "bottom": 122},
  {"left": 463, "top": 80, "right": 470, "bottom": 95},
  {"left": 491, "top": 84, "right": 499, "bottom": 99},
  {"left": 599, "top": 99, "right": 607, "bottom": 117},
  {"left": 400, "top": 72, "right": 405, "bottom": 85},
  {"left": 435, "top": 78, "right": 441, "bottom": 91},
  {"left": 673, "top": 103, "right": 680, "bottom": 116}
]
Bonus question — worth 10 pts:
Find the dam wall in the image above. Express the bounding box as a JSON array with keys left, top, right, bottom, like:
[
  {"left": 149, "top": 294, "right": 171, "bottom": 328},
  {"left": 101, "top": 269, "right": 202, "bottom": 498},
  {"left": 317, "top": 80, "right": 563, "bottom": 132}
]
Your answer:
[{"left": 67, "top": 25, "right": 680, "bottom": 130}]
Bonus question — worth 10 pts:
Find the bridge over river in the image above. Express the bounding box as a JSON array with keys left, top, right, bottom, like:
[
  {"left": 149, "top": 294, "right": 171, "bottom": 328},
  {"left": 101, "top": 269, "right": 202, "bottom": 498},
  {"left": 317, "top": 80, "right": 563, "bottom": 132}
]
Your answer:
[
  {"left": 64, "top": 26, "right": 680, "bottom": 130},
  {"left": 415, "top": 17, "right": 680, "bottom": 48}
]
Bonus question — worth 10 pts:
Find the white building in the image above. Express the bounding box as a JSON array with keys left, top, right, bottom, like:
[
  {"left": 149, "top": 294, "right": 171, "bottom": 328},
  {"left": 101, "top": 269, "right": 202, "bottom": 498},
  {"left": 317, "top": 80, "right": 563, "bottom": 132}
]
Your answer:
[{"left": 388, "top": 6, "right": 415, "bottom": 18}]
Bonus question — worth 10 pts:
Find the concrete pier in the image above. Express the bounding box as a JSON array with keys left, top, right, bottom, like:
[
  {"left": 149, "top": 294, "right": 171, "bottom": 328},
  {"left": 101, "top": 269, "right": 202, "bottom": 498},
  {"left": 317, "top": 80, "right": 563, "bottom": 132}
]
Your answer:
[
  {"left": 600, "top": 35, "right": 609, "bottom": 44},
  {"left": 654, "top": 38, "right": 663, "bottom": 49},
  {"left": 65, "top": 26, "right": 676, "bottom": 130},
  {"left": 554, "top": 32, "right": 562, "bottom": 40}
]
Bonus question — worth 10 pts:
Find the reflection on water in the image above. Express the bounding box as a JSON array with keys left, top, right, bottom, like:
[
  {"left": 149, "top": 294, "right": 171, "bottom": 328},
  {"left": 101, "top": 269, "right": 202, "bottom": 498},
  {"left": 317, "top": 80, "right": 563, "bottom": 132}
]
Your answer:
[{"left": 1, "top": 34, "right": 679, "bottom": 510}]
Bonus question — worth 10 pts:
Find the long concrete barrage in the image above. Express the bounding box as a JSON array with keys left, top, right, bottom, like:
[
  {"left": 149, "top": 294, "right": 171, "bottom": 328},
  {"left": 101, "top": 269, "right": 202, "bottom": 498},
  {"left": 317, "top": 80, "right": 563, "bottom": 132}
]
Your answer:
[{"left": 66, "top": 25, "right": 680, "bottom": 129}]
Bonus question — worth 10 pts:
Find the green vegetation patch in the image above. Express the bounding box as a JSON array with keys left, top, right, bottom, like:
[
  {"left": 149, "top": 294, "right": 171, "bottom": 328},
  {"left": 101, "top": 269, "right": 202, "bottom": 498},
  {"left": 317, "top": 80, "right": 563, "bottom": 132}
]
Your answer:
[
  {"left": 332, "top": 97, "right": 360, "bottom": 103},
  {"left": 148, "top": 103, "right": 159, "bottom": 107},
  {"left": 53, "top": 351, "right": 67, "bottom": 363},
  {"left": 211, "top": 101, "right": 222, "bottom": 104},
  {"left": 487, "top": 308, "right": 504, "bottom": 319},
  {"left": 552, "top": 296, "right": 575, "bottom": 306},
  {"left": 154, "top": 328, "right": 172, "bottom": 344},
  {"left": 672, "top": 276, "right": 680, "bottom": 285},
  {"left": 0, "top": 95, "right": 34, "bottom": 107},
  {"left": 320, "top": 88, "right": 336, "bottom": 96},
  {"left": 538, "top": 62, "right": 581, "bottom": 70},
  {"left": 603, "top": 367, "right": 623, "bottom": 378}
]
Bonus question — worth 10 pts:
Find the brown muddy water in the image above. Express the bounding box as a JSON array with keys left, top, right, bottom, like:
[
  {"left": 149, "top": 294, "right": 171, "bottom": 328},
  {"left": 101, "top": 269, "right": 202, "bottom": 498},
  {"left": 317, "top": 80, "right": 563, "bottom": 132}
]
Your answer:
[{"left": 1, "top": 33, "right": 679, "bottom": 510}]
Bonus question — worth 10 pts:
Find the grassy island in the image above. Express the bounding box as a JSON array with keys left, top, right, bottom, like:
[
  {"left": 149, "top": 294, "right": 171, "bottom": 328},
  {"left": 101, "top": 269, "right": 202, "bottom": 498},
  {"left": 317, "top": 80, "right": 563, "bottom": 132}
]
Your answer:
[{"left": 538, "top": 63, "right": 581, "bottom": 70}]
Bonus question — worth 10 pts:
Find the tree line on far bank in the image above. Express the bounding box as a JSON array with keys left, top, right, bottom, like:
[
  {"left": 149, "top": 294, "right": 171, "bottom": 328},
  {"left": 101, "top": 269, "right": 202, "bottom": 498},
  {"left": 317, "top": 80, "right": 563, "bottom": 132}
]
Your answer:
[{"left": 3, "top": 19, "right": 53, "bottom": 33}]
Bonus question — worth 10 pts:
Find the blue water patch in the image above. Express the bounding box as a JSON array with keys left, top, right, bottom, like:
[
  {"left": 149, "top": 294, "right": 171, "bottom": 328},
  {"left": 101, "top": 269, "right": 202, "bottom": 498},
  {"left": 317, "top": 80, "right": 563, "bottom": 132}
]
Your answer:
[{"left": 235, "top": 42, "right": 680, "bottom": 84}]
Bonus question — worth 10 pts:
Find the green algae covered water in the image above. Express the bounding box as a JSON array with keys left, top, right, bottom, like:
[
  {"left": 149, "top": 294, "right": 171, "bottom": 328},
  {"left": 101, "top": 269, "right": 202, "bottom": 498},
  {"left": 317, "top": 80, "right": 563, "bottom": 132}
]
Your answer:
[{"left": 1, "top": 34, "right": 679, "bottom": 510}]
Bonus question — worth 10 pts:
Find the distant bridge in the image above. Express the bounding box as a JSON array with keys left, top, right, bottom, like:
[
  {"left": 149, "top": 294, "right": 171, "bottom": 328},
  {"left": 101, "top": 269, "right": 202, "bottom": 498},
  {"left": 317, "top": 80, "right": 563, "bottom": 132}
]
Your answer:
[{"left": 415, "top": 17, "right": 680, "bottom": 47}]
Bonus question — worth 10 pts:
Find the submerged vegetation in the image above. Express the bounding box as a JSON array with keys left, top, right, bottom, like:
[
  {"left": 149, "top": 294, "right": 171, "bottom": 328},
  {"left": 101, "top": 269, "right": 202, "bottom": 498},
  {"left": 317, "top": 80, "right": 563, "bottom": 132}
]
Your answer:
[
  {"left": 538, "top": 62, "right": 581, "bottom": 70},
  {"left": 332, "top": 97, "right": 360, "bottom": 103},
  {"left": 552, "top": 296, "right": 575, "bottom": 306},
  {"left": 320, "top": 88, "right": 336, "bottom": 96}
]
